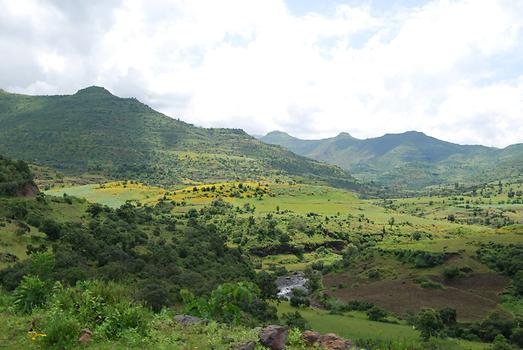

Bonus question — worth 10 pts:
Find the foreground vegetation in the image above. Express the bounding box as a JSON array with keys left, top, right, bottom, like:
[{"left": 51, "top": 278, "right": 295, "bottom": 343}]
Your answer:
[{"left": 1, "top": 153, "right": 522, "bottom": 349}]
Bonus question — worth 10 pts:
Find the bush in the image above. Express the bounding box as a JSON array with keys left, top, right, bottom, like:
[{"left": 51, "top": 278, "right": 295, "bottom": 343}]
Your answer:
[
  {"left": 282, "top": 311, "right": 308, "bottom": 330},
  {"left": 290, "top": 295, "right": 310, "bottom": 308},
  {"left": 416, "top": 308, "right": 444, "bottom": 341},
  {"left": 367, "top": 306, "right": 387, "bottom": 322},
  {"left": 41, "top": 313, "right": 81, "bottom": 349},
  {"left": 443, "top": 267, "right": 461, "bottom": 280},
  {"left": 13, "top": 275, "right": 48, "bottom": 314},
  {"left": 478, "top": 312, "right": 515, "bottom": 342},
  {"left": 513, "top": 271, "right": 523, "bottom": 296},
  {"left": 136, "top": 280, "right": 172, "bottom": 312},
  {"left": 346, "top": 300, "right": 374, "bottom": 311},
  {"left": 490, "top": 334, "right": 514, "bottom": 350},
  {"left": 510, "top": 328, "right": 523, "bottom": 348}
]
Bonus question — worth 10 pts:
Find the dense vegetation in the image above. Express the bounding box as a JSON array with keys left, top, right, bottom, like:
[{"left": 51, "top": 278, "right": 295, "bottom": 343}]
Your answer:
[
  {"left": 260, "top": 130, "right": 523, "bottom": 189},
  {"left": 0, "top": 155, "right": 35, "bottom": 196},
  {"left": 0, "top": 88, "right": 360, "bottom": 190}
]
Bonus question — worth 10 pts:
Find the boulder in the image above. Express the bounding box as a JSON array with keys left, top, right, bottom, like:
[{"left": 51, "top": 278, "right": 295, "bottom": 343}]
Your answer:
[
  {"left": 78, "top": 329, "right": 93, "bottom": 344},
  {"left": 173, "top": 314, "right": 207, "bottom": 325},
  {"left": 302, "top": 330, "right": 321, "bottom": 345},
  {"left": 319, "top": 333, "right": 352, "bottom": 350},
  {"left": 259, "top": 325, "right": 288, "bottom": 350}
]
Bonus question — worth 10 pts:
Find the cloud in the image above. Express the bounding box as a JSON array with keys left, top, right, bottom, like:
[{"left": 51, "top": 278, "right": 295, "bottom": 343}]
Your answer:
[{"left": 0, "top": 0, "right": 522, "bottom": 147}]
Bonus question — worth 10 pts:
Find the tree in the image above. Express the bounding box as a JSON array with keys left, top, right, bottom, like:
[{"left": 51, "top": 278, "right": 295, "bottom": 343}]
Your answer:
[
  {"left": 388, "top": 217, "right": 395, "bottom": 226},
  {"left": 416, "top": 308, "right": 444, "bottom": 341},
  {"left": 282, "top": 311, "right": 308, "bottom": 330},
  {"left": 513, "top": 271, "right": 523, "bottom": 296},
  {"left": 40, "top": 219, "right": 62, "bottom": 241},
  {"left": 438, "top": 307, "right": 457, "bottom": 326},
  {"left": 367, "top": 306, "right": 387, "bottom": 322}
]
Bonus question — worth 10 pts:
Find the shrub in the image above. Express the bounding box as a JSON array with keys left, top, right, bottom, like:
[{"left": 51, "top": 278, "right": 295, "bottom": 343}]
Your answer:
[
  {"left": 290, "top": 295, "right": 310, "bottom": 308},
  {"left": 443, "top": 267, "right": 461, "bottom": 280},
  {"left": 513, "top": 271, "right": 523, "bottom": 296},
  {"left": 490, "top": 334, "right": 514, "bottom": 350},
  {"left": 346, "top": 300, "right": 374, "bottom": 311},
  {"left": 41, "top": 313, "right": 81, "bottom": 349},
  {"left": 510, "top": 328, "right": 523, "bottom": 348},
  {"left": 367, "top": 306, "right": 387, "bottom": 322},
  {"left": 478, "top": 312, "right": 515, "bottom": 342},
  {"left": 367, "top": 269, "right": 380, "bottom": 280},
  {"left": 416, "top": 308, "right": 444, "bottom": 341},
  {"left": 136, "top": 280, "right": 172, "bottom": 312},
  {"left": 282, "top": 311, "right": 308, "bottom": 330},
  {"left": 13, "top": 275, "right": 48, "bottom": 314}
]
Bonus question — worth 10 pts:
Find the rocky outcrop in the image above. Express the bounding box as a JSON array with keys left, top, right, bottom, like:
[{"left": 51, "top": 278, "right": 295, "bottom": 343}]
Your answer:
[
  {"left": 259, "top": 325, "right": 288, "bottom": 350},
  {"left": 302, "top": 330, "right": 353, "bottom": 350},
  {"left": 78, "top": 329, "right": 92, "bottom": 344},
  {"left": 173, "top": 314, "right": 207, "bottom": 325},
  {"left": 15, "top": 182, "right": 39, "bottom": 197}
]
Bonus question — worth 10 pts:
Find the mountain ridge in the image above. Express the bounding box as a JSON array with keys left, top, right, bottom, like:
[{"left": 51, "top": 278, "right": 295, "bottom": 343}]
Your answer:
[
  {"left": 0, "top": 87, "right": 361, "bottom": 190},
  {"left": 259, "top": 130, "right": 523, "bottom": 188}
]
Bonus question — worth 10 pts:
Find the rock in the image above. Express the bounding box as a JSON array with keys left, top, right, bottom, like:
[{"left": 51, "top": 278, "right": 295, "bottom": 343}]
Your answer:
[
  {"left": 233, "top": 341, "right": 256, "bottom": 350},
  {"left": 302, "top": 330, "right": 321, "bottom": 345},
  {"left": 318, "top": 333, "right": 352, "bottom": 350},
  {"left": 173, "top": 314, "right": 207, "bottom": 325},
  {"left": 78, "top": 329, "right": 92, "bottom": 344},
  {"left": 259, "top": 325, "right": 288, "bottom": 350}
]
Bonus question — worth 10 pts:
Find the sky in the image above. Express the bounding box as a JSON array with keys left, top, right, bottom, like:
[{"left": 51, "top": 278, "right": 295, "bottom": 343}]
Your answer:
[{"left": 1, "top": 0, "right": 523, "bottom": 147}]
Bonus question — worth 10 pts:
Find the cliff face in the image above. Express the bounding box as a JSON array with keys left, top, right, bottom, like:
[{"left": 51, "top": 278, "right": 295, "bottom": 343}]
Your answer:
[{"left": 15, "top": 182, "right": 39, "bottom": 197}]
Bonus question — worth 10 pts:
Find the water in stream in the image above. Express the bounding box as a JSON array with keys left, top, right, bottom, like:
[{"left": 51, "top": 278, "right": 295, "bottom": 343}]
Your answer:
[{"left": 276, "top": 271, "right": 308, "bottom": 299}]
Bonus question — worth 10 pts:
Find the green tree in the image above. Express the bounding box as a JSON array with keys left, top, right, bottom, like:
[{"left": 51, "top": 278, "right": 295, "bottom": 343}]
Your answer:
[{"left": 416, "top": 308, "right": 444, "bottom": 341}]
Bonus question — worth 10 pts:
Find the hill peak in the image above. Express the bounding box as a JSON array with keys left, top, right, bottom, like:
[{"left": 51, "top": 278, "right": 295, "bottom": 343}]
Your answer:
[
  {"left": 334, "top": 132, "right": 355, "bottom": 139},
  {"left": 74, "top": 86, "right": 114, "bottom": 96},
  {"left": 266, "top": 130, "right": 292, "bottom": 137}
]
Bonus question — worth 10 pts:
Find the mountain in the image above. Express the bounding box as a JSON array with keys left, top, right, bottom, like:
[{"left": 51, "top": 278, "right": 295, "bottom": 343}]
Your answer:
[
  {"left": 0, "top": 87, "right": 360, "bottom": 189},
  {"left": 260, "top": 130, "right": 523, "bottom": 189}
]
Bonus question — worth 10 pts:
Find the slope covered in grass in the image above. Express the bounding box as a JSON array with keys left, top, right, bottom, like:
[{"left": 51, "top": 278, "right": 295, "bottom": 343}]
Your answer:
[{"left": 0, "top": 87, "right": 360, "bottom": 190}]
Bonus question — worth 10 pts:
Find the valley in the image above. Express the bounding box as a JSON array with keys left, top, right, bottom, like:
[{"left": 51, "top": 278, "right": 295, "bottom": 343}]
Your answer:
[{"left": 0, "top": 88, "right": 521, "bottom": 350}]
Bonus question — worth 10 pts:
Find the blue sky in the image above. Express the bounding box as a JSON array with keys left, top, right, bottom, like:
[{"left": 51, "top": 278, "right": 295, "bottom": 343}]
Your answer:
[{"left": 1, "top": 0, "right": 522, "bottom": 147}]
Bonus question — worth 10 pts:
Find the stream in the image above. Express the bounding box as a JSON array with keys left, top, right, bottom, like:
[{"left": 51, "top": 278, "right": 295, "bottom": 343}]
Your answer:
[{"left": 276, "top": 271, "right": 308, "bottom": 299}]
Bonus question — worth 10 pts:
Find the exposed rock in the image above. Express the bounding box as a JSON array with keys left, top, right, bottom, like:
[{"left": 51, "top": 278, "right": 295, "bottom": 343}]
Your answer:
[
  {"left": 259, "top": 325, "right": 288, "bottom": 350},
  {"left": 302, "top": 330, "right": 321, "bottom": 345},
  {"left": 233, "top": 341, "right": 256, "bottom": 350},
  {"left": 16, "top": 183, "right": 39, "bottom": 197},
  {"left": 173, "top": 314, "right": 207, "bottom": 325},
  {"left": 78, "top": 329, "right": 92, "bottom": 344},
  {"left": 318, "top": 333, "right": 352, "bottom": 350}
]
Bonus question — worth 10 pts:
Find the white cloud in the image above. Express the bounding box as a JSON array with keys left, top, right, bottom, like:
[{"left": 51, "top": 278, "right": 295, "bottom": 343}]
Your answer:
[{"left": 1, "top": 0, "right": 522, "bottom": 147}]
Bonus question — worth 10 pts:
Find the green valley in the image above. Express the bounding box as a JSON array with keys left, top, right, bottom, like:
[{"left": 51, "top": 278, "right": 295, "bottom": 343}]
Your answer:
[{"left": 0, "top": 88, "right": 521, "bottom": 350}]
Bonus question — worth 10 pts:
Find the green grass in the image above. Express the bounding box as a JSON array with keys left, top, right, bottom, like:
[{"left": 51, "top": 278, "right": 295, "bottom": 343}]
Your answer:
[
  {"left": 45, "top": 182, "right": 166, "bottom": 208},
  {"left": 277, "top": 303, "right": 488, "bottom": 349}
]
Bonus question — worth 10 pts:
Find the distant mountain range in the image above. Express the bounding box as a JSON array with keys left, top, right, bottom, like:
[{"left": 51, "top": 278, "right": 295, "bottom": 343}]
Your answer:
[
  {"left": 259, "top": 130, "right": 523, "bottom": 189},
  {"left": 0, "top": 87, "right": 360, "bottom": 189}
]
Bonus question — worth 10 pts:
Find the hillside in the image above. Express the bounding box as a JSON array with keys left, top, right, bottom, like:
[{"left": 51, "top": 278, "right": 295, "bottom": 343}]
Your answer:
[
  {"left": 0, "top": 87, "right": 360, "bottom": 189},
  {"left": 260, "top": 131, "right": 523, "bottom": 189},
  {"left": 0, "top": 155, "right": 37, "bottom": 196}
]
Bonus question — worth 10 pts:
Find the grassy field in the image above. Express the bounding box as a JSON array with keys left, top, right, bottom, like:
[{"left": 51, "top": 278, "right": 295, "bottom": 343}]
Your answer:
[
  {"left": 277, "top": 303, "right": 488, "bottom": 350},
  {"left": 39, "top": 180, "right": 522, "bottom": 326}
]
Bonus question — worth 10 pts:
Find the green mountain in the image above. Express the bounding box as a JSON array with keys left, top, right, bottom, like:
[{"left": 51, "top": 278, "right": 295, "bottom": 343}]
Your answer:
[
  {"left": 260, "top": 130, "right": 523, "bottom": 189},
  {"left": 0, "top": 87, "right": 360, "bottom": 189}
]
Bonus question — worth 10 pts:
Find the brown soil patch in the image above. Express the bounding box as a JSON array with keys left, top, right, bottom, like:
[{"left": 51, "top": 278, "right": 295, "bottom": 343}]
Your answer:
[{"left": 324, "top": 272, "right": 509, "bottom": 321}]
